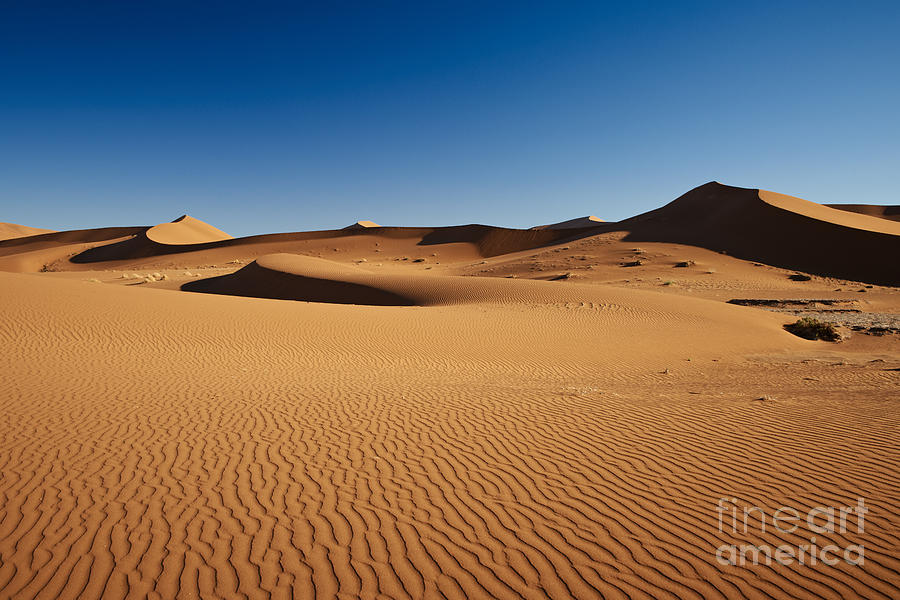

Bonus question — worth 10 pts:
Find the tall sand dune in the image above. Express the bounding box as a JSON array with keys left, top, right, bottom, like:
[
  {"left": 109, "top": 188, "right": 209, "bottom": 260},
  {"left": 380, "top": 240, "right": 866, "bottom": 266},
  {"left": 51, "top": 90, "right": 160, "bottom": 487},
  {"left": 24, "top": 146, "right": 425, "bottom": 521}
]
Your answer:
[
  {"left": 145, "top": 214, "right": 233, "bottom": 245},
  {"left": 620, "top": 182, "right": 900, "bottom": 285}
]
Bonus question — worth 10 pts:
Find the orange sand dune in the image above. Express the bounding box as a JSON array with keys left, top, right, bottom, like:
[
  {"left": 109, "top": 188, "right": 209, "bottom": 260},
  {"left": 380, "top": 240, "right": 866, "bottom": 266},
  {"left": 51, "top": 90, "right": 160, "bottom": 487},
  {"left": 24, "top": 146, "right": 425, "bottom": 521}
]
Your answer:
[
  {"left": 1, "top": 270, "right": 898, "bottom": 600},
  {"left": 619, "top": 182, "right": 900, "bottom": 285},
  {"left": 0, "top": 222, "right": 55, "bottom": 241},
  {"left": 344, "top": 220, "right": 381, "bottom": 229},
  {"left": 145, "top": 214, "right": 233, "bottom": 245},
  {"left": 827, "top": 203, "right": 900, "bottom": 222}
]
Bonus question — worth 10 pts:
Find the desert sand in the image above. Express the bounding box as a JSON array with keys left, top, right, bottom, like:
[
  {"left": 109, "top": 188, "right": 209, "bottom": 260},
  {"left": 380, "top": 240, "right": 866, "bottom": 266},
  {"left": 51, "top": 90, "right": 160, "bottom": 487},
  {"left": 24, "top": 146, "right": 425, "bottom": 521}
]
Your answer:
[
  {"left": 1, "top": 182, "right": 898, "bottom": 600},
  {"left": 0, "top": 222, "right": 55, "bottom": 241}
]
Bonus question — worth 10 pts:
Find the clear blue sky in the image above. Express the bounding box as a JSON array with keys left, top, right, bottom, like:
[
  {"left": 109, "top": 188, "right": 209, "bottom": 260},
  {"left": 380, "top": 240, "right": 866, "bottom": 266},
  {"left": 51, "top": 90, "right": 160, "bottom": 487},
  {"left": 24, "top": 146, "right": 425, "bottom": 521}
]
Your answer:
[{"left": 2, "top": 1, "right": 898, "bottom": 236}]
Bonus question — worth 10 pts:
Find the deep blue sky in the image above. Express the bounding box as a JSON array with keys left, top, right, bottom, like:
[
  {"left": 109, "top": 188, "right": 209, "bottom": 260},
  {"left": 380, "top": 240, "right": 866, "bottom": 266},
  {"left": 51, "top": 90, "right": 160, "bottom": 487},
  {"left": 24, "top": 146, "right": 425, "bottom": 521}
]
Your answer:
[{"left": 2, "top": 1, "right": 898, "bottom": 236}]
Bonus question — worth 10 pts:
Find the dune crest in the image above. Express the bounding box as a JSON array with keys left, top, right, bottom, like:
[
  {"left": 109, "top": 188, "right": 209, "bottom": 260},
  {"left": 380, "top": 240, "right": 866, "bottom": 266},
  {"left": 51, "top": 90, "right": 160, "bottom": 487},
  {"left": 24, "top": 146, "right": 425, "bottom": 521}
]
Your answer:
[
  {"left": 620, "top": 182, "right": 900, "bottom": 285},
  {"left": 145, "top": 214, "right": 233, "bottom": 245},
  {"left": 532, "top": 215, "right": 606, "bottom": 230}
]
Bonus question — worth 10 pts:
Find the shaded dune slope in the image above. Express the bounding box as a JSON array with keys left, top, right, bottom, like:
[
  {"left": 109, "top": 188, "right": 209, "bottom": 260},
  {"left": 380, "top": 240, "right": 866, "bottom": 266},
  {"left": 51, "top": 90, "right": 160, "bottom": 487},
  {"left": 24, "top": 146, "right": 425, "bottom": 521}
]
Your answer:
[
  {"left": 0, "top": 226, "right": 147, "bottom": 272},
  {"left": 827, "top": 203, "right": 900, "bottom": 222},
  {"left": 620, "top": 182, "right": 900, "bottom": 285}
]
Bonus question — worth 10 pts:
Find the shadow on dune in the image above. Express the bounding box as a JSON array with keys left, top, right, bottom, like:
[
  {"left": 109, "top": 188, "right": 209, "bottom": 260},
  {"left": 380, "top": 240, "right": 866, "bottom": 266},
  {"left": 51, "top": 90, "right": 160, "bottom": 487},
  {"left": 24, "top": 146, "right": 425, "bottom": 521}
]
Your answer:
[
  {"left": 417, "top": 224, "right": 608, "bottom": 256},
  {"left": 617, "top": 182, "right": 900, "bottom": 286},
  {"left": 182, "top": 261, "right": 416, "bottom": 306},
  {"left": 0, "top": 227, "right": 147, "bottom": 253}
]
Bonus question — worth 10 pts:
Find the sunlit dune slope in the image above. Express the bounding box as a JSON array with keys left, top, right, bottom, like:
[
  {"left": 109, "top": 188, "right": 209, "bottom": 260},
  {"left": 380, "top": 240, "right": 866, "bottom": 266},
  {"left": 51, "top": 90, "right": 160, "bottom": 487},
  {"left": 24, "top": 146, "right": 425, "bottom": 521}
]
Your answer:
[
  {"left": 145, "top": 214, "right": 233, "bottom": 244},
  {"left": 0, "top": 222, "right": 55, "bottom": 241}
]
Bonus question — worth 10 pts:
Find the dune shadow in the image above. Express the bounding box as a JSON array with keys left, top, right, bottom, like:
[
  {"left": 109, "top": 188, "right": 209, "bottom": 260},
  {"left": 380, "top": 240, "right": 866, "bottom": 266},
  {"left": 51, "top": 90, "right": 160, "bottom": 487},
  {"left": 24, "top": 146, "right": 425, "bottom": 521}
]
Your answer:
[
  {"left": 417, "top": 224, "right": 612, "bottom": 256},
  {"left": 181, "top": 262, "right": 416, "bottom": 306}
]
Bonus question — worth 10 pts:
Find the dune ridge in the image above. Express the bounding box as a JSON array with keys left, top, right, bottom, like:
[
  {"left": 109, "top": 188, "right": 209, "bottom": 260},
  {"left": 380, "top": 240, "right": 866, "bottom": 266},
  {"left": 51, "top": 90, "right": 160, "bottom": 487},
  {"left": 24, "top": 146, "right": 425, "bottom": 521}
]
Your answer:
[
  {"left": 532, "top": 216, "right": 606, "bottom": 230},
  {"left": 620, "top": 182, "right": 900, "bottom": 285},
  {"left": 0, "top": 222, "right": 55, "bottom": 241},
  {"left": 145, "top": 215, "right": 233, "bottom": 245},
  {"left": 344, "top": 220, "right": 381, "bottom": 229}
]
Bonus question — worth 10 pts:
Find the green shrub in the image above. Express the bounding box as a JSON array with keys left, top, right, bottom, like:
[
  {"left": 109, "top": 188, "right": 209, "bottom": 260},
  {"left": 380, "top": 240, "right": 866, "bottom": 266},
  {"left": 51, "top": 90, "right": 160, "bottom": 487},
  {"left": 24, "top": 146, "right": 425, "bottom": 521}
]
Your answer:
[{"left": 784, "top": 317, "right": 841, "bottom": 341}]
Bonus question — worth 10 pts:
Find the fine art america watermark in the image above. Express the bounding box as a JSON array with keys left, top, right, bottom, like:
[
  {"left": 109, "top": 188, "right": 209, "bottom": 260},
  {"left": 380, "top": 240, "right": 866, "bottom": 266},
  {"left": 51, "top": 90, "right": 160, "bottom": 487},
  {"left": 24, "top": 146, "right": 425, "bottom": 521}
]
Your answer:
[{"left": 715, "top": 497, "right": 867, "bottom": 567}]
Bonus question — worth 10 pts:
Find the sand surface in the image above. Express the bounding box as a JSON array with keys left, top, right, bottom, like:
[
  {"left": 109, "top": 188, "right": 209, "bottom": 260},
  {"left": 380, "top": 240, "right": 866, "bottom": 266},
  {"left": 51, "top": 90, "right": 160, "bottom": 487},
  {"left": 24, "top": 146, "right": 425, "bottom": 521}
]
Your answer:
[
  {"left": 0, "top": 222, "right": 55, "bottom": 241},
  {"left": 1, "top": 183, "right": 898, "bottom": 599}
]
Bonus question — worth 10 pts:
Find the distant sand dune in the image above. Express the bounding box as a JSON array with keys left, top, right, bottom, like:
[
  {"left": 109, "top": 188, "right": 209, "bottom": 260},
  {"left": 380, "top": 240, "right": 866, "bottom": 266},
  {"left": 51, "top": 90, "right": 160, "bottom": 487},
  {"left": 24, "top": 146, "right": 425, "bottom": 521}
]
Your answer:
[
  {"left": 344, "top": 220, "right": 381, "bottom": 229},
  {"left": 0, "top": 226, "right": 146, "bottom": 272},
  {"left": 827, "top": 203, "right": 900, "bottom": 222},
  {"left": 620, "top": 182, "right": 900, "bottom": 285},
  {"left": 531, "top": 215, "right": 606, "bottom": 230},
  {"left": 145, "top": 214, "right": 233, "bottom": 245},
  {"left": 63, "top": 223, "right": 594, "bottom": 270},
  {"left": 0, "top": 222, "right": 55, "bottom": 241}
]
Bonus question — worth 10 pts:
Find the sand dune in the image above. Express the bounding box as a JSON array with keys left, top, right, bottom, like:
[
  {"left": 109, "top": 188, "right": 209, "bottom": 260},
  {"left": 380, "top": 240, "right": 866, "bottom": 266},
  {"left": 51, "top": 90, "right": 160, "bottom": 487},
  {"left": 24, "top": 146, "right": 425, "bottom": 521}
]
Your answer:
[
  {"left": 0, "top": 226, "right": 146, "bottom": 272},
  {"left": 344, "top": 220, "right": 381, "bottom": 229},
  {"left": 1, "top": 184, "right": 898, "bottom": 600},
  {"left": 532, "top": 215, "right": 606, "bottom": 230},
  {"left": 0, "top": 222, "right": 55, "bottom": 241},
  {"left": 60, "top": 223, "right": 593, "bottom": 272},
  {"left": 620, "top": 182, "right": 900, "bottom": 285},
  {"left": 145, "top": 214, "right": 233, "bottom": 245},
  {"left": 827, "top": 203, "right": 900, "bottom": 222}
]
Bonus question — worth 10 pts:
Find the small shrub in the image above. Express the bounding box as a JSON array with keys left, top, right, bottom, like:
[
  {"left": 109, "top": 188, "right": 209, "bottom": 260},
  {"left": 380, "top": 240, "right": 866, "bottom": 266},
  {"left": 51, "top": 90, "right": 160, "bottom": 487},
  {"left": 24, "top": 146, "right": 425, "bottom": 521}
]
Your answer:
[
  {"left": 789, "top": 273, "right": 812, "bottom": 281},
  {"left": 662, "top": 280, "right": 675, "bottom": 286},
  {"left": 784, "top": 317, "right": 841, "bottom": 341},
  {"left": 674, "top": 260, "right": 695, "bottom": 268},
  {"left": 622, "top": 260, "right": 643, "bottom": 267}
]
